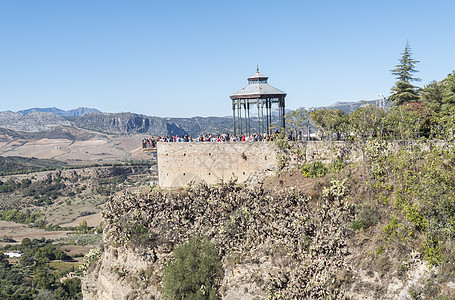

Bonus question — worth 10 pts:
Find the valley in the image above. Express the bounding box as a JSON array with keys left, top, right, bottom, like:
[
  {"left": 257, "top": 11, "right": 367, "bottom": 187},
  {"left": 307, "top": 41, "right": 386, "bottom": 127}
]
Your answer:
[
  {"left": 0, "top": 126, "right": 154, "bottom": 164},
  {"left": 0, "top": 124, "right": 157, "bottom": 299}
]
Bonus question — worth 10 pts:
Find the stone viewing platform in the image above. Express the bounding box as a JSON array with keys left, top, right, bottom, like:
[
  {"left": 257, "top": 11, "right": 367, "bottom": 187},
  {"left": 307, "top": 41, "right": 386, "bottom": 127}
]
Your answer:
[
  {"left": 157, "top": 142, "right": 278, "bottom": 189},
  {"left": 157, "top": 141, "right": 364, "bottom": 189}
]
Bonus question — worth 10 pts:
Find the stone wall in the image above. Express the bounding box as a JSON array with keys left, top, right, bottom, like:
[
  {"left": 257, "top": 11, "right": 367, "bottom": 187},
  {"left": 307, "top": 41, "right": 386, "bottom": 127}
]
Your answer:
[
  {"left": 157, "top": 141, "right": 366, "bottom": 189},
  {"left": 284, "top": 141, "right": 362, "bottom": 166},
  {"left": 157, "top": 142, "right": 279, "bottom": 189}
]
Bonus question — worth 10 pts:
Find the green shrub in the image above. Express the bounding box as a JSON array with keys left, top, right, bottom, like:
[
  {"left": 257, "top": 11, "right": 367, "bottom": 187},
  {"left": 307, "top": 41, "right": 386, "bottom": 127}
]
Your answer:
[
  {"left": 351, "top": 203, "right": 381, "bottom": 230},
  {"left": 163, "top": 237, "right": 223, "bottom": 300},
  {"left": 301, "top": 161, "right": 328, "bottom": 178},
  {"left": 350, "top": 220, "right": 366, "bottom": 230}
]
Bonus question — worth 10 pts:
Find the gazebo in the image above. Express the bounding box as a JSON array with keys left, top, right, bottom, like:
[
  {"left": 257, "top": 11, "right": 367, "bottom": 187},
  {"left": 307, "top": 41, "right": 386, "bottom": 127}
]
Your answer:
[{"left": 230, "top": 67, "right": 286, "bottom": 136}]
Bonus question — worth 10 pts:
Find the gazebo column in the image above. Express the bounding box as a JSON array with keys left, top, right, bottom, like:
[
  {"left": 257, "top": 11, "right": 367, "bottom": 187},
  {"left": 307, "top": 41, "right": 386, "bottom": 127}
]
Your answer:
[
  {"left": 232, "top": 100, "right": 236, "bottom": 135},
  {"left": 246, "top": 102, "right": 250, "bottom": 136},
  {"left": 238, "top": 101, "right": 242, "bottom": 135},
  {"left": 278, "top": 96, "right": 285, "bottom": 130},
  {"left": 278, "top": 97, "right": 282, "bottom": 129},
  {"left": 244, "top": 101, "right": 247, "bottom": 135},
  {"left": 242, "top": 102, "right": 246, "bottom": 136},
  {"left": 264, "top": 100, "right": 267, "bottom": 135},
  {"left": 266, "top": 99, "right": 270, "bottom": 135},
  {"left": 257, "top": 99, "right": 261, "bottom": 134},
  {"left": 269, "top": 99, "right": 272, "bottom": 135},
  {"left": 270, "top": 99, "right": 273, "bottom": 134},
  {"left": 265, "top": 99, "right": 268, "bottom": 135},
  {"left": 261, "top": 99, "right": 266, "bottom": 134}
]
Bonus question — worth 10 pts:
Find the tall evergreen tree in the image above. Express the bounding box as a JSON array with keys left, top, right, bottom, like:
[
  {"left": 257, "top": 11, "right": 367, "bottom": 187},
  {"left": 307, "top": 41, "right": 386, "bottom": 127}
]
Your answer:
[{"left": 389, "top": 42, "right": 421, "bottom": 105}]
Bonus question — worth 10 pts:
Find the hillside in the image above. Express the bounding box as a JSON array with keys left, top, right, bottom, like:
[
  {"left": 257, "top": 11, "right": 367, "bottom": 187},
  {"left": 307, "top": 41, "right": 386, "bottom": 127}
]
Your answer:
[
  {"left": 169, "top": 116, "right": 233, "bottom": 136},
  {"left": 0, "top": 163, "right": 156, "bottom": 223},
  {"left": 82, "top": 140, "right": 455, "bottom": 299},
  {"left": 0, "top": 112, "right": 70, "bottom": 132},
  {"left": 0, "top": 163, "right": 157, "bottom": 299},
  {"left": 0, "top": 126, "right": 154, "bottom": 165},
  {"left": 73, "top": 113, "right": 187, "bottom": 136},
  {"left": 0, "top": 156, "right": 68, "bottom": 175}
]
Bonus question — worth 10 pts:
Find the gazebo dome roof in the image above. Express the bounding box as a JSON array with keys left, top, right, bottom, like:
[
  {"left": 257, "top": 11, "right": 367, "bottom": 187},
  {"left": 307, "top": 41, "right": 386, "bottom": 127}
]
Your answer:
[
  {"left": 230, "top": 68, "right": 286, "bottom": 100},
  {"left": 230, "top": 83, "right": 286, "bottom": 100},
  {"left": 248, "top": 71, "right": 269, "bottom": 81}
]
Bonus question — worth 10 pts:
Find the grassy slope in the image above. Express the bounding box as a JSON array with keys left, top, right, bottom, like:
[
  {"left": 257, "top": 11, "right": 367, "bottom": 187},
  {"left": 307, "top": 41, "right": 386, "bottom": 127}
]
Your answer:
[{"left": 0, "top": 156, "right": 68, "bottom": 175}]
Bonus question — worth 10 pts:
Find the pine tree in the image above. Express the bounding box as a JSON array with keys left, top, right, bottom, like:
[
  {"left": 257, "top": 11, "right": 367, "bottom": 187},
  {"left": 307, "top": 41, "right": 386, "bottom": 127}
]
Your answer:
[{"left": 389, "top": 42, "right": 421, "bottom": 105}]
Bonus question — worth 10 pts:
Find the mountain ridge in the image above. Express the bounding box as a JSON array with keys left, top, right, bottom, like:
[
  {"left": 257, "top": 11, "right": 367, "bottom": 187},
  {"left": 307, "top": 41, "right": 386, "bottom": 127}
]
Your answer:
[
  {"left": 3, "top": 100, "right": 382, "bottom": 136},
  {"left": 18, "top": 107, "right": 102, "bottom": 116}
]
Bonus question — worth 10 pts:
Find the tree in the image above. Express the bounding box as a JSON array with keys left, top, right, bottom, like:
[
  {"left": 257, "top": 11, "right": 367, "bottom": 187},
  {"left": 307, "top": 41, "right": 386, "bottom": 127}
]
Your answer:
[
  {"left": 421, "top": 80, "right": 444, "bottom": 112},
  {"left": 441, "top": 71, "right": 455, "bottom": 111},
  {"left": 391, "top": 42, "right": 421, "bottom": 83},
  {"left": 33, "top": 266, "right": 55, "bottom": 290},
  {"left": 389, "top": 42, "right": 421, "bottom": 105},
  {"left": 285, "top": 107, "right": 311, "bottom": 141},
  {"left": 310, "top": 108, "right": 348, "bottom": 140},
  {"left": 163, "top": 237, "right": 223, "bottom": 300},
  {"left": 384, "top": 105, "right": 423, "bottom": 140},
  {"left": 76, "top": 220, "right": 89, "bottom": 233},
  {"left": 349, "top": 104, "right": 386, "bottom": 140},
  {"left": 421, "top": 71, "right": 455, "bottom": 136},
  {"left": 421, "top": 71, "right": 455, "bottom": 112}
]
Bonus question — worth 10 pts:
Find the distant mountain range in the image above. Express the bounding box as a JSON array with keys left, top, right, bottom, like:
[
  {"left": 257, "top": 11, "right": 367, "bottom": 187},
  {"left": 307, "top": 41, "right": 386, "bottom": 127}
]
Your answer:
[
  {"left": 1, "top": 100, "right": 383, "bottom": 136},
  {"left": 0, "top": 112, "right": 70, "bottom": 132},
  {"left": 320, "top": 99, "right": 385, "bottom": 114},
  {"left": 17, "top": 107, "right": 101, "bottom": 117},
  {"left": 0, "top": 109, "right": 232, "bottom": 137}
]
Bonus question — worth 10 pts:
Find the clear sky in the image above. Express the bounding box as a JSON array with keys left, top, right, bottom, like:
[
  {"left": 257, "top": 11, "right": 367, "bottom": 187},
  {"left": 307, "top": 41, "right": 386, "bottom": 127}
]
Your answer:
[{"left": 1, "top": 0, "right": 454, "bottom": 117}]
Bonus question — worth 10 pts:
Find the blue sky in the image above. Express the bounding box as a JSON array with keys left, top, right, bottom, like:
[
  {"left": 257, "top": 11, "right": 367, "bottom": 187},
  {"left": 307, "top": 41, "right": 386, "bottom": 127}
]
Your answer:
[{"left": 0, "top": 1, "right": 454, "bottom": 117}]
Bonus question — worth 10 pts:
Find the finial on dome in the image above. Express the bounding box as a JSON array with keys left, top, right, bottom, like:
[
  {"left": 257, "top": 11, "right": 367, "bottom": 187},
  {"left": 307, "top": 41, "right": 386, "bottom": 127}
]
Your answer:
[{"left": 256, "top": 64, "right": 259, "bottom": 73}]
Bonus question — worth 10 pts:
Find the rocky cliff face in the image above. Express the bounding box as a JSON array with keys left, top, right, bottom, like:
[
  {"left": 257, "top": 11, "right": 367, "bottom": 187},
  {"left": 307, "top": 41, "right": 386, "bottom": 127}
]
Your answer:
[
  {"left": 82, "top": 175, "right": 455, "bottom": 299},
  {"left": 82, "top": 180, "right": 354, "bottom": 299},
  {"left": 82, "top": 243, "right": 165, "bottom": 300},
  {"left": 74, "top": 113, "right": 187, "bottom": 136},
  {"left": 169, "top": 116, "right": 233, "bottom": 137},
  {"left": 74, "top": 113, "right": 237, "bottom": 137},
  {"left": 0, "top": 111, "right": 70, "bottom": 132},
  {"left": 1, "top": 108, "right": 235, "bottom": 136}
]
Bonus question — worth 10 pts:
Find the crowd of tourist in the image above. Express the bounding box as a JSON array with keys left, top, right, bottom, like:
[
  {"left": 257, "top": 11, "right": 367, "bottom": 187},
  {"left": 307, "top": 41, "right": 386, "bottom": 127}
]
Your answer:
[
  {"left": 142, "top": 132, "right": 276, "bottom": 148},
  {"left": 142, "top": 137, "right": 157, "bottom": 149}
]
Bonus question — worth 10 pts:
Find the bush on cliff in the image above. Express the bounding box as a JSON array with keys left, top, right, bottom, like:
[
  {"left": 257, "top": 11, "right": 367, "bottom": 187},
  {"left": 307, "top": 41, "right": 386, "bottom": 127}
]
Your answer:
[{"left": 162, "top": 237, "right": 223, "bottom": 300}]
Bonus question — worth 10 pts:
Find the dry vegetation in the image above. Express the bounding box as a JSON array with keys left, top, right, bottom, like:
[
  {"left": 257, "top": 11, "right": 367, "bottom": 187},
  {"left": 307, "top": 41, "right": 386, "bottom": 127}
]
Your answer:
[{"left": 91, "top": 140, "right": 455, "bottom": 299}]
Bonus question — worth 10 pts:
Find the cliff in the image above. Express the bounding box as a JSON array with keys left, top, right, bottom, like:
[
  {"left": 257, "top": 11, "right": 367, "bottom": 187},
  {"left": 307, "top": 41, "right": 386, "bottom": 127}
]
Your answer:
[
  {"left": 83, "top": 180, "right": 351, "bottom": 299},
  {"left": 0, "top": 111, "right": 70, "bottom": 132},
  {"left": 1, "top": 108, "right": 236, "bottom": 136},
  {"left": 82, "top": 145, "right": 455, "bottom": 299},
  {"left": 73, "top": 113, "right": 187, "bottom": 136},
  {"left": 83, "top": 177, "right": 449, "bottom": 299}
]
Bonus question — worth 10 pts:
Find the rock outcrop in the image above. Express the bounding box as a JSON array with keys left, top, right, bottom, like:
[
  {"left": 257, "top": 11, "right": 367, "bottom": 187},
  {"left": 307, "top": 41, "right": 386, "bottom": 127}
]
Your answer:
[
  {"left": 82, "top": 180, "right": 355, "bottom": 299},
  {"left": 0, "top": 112, "right": 70, "bottom": 132},
  {"left": 82, "top": 175, "right": 455, "bottom": 299},
  {"left": 74, "top": 113, "right": 187, "bottom": 136},
  {"left": 82, "top": 244, "right": 165, "bottom": 300}
]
